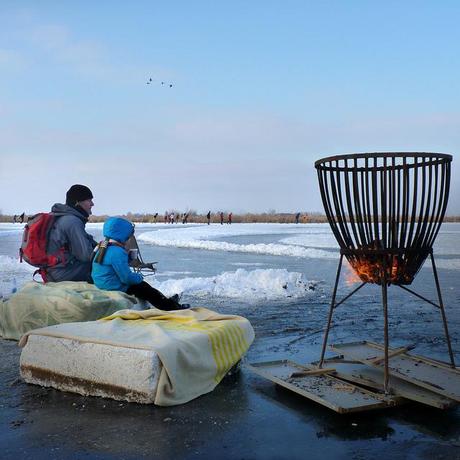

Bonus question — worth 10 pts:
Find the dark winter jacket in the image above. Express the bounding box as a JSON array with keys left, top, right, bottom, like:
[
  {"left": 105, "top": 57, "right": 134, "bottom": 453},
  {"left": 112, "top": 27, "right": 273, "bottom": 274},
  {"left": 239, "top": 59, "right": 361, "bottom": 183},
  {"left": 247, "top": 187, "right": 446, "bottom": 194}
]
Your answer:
[
  {"left": 46, "top": 203, "right": 97, "bottom": 282},
  {"left": 92, "top": 217, "right": 143, "bottom": 292}
]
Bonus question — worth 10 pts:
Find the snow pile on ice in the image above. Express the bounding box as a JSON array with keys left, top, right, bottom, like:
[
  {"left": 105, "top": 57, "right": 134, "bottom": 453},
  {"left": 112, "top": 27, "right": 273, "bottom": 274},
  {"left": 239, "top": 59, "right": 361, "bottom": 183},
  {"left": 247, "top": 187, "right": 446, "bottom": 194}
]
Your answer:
[{"left": 151, "top": 268, "right": 318, "bottom": 301}]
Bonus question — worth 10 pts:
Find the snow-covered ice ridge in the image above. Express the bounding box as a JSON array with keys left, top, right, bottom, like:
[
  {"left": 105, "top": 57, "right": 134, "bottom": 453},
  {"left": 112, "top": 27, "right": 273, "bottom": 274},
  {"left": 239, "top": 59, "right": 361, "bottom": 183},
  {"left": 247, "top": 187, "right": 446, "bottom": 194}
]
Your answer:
[
  {"left": 138, "top": 223, "right": 339, "bottom": 259},
  {"left": 137, "top": 223, "right": 460, "bottom": 260}
]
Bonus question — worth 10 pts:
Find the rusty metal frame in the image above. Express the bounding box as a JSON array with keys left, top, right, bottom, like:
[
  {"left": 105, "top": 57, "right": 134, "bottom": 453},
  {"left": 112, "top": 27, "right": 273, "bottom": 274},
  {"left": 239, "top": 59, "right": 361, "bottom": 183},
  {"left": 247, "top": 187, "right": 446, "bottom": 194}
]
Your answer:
[{"left": 315, "top": 153, "right": 455, "bottom": 394}]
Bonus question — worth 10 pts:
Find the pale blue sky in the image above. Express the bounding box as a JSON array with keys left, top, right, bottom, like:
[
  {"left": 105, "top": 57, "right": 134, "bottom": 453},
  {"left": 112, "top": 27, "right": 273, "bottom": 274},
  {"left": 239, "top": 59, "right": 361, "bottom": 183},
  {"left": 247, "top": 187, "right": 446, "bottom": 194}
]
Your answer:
[{"left": 1, "top": 1, "right": 459, "bottom": 215}]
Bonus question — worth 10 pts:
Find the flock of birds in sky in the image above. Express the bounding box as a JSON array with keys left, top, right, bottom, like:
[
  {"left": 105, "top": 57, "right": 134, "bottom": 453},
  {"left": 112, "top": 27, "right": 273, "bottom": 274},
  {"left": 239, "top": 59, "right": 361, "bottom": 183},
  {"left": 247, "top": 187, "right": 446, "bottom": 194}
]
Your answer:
[{"left": 146, "top": 77, "right": 173, "bottom": 88}]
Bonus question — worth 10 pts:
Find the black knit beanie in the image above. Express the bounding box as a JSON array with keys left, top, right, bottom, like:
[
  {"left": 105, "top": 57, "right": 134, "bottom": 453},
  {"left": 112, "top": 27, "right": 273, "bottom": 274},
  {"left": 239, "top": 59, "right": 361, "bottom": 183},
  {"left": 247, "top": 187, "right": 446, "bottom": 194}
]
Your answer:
[{"left": 65, "top": 184, "right": 94, "bottom": 206}]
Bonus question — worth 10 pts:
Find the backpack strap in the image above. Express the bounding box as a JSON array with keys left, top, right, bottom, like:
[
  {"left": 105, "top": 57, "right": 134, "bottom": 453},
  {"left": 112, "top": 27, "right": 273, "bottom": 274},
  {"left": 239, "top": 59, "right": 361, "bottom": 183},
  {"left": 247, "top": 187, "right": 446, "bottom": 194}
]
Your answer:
[
  {"left": 94, "top": 238, "right": 109, "bottom": 264},
  {"left": 33, "top": 268, "right": 49, "bottom": 283},
  {"left": 93, "top": 238, "right": 126, "bottom": 265}
]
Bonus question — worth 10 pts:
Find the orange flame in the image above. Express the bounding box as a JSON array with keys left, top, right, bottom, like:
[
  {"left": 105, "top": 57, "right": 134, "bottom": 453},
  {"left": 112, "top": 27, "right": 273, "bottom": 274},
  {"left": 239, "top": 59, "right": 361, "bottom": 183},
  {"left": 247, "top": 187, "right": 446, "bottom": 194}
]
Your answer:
[{"left": 345, "top": 255, "right": 410, "bottom": 285}]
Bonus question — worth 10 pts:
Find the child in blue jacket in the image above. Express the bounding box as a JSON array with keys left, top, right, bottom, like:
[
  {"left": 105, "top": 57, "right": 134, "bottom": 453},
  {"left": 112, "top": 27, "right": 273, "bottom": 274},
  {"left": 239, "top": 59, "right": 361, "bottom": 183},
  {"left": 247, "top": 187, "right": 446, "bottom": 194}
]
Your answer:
[{"left": 92, "top": 217, "right": 188, "bottom": 311}]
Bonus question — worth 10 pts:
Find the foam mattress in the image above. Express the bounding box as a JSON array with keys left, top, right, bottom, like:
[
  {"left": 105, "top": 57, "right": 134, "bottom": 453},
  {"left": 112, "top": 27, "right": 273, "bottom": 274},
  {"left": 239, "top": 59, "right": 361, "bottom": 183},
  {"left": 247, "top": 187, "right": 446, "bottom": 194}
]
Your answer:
[
  {"left": 20, "top": 334, "right": 161, "bottom": 404},
  {"left": 19, "top": 307, "right": 255, "bottom": 406}
]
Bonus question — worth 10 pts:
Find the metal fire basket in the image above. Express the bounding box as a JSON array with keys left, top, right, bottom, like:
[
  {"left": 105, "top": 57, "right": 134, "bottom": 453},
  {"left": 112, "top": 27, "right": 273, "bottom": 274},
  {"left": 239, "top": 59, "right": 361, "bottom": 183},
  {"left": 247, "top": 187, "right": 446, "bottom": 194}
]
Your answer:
[{"left": 315, "top": 152, "right": 455, "bottom": 393}]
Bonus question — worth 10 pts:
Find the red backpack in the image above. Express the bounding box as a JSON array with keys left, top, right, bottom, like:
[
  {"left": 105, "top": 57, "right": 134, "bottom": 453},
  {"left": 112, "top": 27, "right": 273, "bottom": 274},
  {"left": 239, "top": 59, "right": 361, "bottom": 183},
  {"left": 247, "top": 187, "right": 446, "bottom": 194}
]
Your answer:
[{"left": 19, "top": 213, "right": 65, "bottom": 281}]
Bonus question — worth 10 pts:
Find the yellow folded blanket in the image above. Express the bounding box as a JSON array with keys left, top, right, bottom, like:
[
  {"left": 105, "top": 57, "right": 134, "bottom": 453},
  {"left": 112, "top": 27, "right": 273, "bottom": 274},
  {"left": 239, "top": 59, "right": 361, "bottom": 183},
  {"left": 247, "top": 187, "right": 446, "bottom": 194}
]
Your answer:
[{"left": 20, "top": 307, "right": 255, "bottom": 406}]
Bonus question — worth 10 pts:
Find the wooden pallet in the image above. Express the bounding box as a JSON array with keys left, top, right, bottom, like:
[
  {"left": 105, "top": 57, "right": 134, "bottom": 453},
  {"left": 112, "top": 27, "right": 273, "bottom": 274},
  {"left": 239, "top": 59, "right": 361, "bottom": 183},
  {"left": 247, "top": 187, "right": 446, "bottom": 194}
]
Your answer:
[
  {"left": 247, "top": 360, "right": 399, "bottom": 414},
  {"left": 323, "top": 358, "right": 457, "bottom": 409},
  {"left": 331, "top": 341, "right": 460, "bottom": 403}
]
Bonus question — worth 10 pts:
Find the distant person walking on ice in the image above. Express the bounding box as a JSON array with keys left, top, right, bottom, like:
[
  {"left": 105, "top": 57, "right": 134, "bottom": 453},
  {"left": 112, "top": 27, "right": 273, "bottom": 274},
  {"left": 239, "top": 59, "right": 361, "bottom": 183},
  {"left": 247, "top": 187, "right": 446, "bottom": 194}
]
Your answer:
[
  {"left": 295, "top": 212, "right": 301, "bottom": 224},
  {"left": 220, "top": 211, "right": 224, "bottom": 225},
  {"left": 206, "top": 211, "right": 211, "bottom": 225},
  {"left": 13, "top": 212, "right": 26, "bottom": 223},
  {"left": 227, "top": 212, "right": 232, "bottom": 224}
]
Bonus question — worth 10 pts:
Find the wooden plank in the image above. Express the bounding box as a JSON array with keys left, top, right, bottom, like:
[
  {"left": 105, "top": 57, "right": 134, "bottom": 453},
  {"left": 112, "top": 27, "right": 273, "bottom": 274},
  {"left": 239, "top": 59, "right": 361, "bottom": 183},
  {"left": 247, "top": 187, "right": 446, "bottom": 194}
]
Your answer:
[
  {"left": 368, "top": 344, "right": 415, "bottom": 365},
  {"left": 327, "top": 359, "right": 456, "bottom": 409},
  {"left": 246, "top": 360, "right": 397, "bottom": 414},
  {"left": 290, "top": 367, "right": 335, "bottom": 378},
  {"left": 330, "top": 341, "right": 460, "bottom": 402}
]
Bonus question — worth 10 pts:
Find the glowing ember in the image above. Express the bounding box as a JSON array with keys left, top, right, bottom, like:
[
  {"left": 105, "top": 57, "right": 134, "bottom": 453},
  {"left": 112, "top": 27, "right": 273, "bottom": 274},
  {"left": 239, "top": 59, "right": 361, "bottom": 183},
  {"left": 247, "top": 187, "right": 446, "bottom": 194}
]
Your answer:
[{"left": 345, "top": 255, "right": 413, "bottom": 285}]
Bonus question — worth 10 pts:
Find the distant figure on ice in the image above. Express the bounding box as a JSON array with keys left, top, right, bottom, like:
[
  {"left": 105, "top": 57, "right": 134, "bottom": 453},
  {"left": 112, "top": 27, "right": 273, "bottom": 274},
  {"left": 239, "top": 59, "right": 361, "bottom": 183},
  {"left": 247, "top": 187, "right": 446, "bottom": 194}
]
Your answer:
[
  {"left": 92, "top": 217, "right": 189, "bottom": 311},
  {"left": 206, "top": 211, "right": 211, "bottom": 225},
  {"left": 220, "top": 211, "right": 224, "bottom": 225},
  {"left": 169, "top": 212, "right": 175, "bottom": 224},
  {"left": 13, "top": 212, "right": 26, "bottom": 223},
  {"left": 182, "top": 212, "right": 189, "bottom": 224},
  {"left": 227, "top": 212, "right": 232, "bottom": 224},
  {"left": 153, "top": 212, "right": 158, "bottom": 223},
  {"left": 295, "top": 212, "right": 301, "bottom": 224}
]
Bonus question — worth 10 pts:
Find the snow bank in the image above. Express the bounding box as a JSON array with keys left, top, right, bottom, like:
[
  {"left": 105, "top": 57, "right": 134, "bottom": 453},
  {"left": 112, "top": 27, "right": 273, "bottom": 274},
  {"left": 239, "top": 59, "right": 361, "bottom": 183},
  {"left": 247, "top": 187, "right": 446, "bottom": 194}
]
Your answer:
[{"left": 150, "top": 268, "right": 318, "bottom": 302}]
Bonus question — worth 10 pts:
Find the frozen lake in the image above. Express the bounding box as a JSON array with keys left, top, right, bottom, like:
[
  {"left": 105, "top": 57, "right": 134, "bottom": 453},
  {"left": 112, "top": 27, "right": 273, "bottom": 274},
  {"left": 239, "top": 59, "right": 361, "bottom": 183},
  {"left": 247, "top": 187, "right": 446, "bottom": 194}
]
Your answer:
[
  {"left": 1, "top": 222, "right": 459, "bottom": 364},
  {"left": 2, "top": 221, "right": 460, "bottom": 459}
]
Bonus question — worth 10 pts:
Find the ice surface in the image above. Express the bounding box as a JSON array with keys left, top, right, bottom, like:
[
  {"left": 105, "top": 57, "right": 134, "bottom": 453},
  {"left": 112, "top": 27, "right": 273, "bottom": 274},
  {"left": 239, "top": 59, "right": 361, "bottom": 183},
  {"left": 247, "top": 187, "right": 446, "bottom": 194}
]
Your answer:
[
  {"left": 138, "top": 223, "right": 338, "bottom": 259},
  {"left": 1, "top": 222, "right": 459, "bottom": 303}
]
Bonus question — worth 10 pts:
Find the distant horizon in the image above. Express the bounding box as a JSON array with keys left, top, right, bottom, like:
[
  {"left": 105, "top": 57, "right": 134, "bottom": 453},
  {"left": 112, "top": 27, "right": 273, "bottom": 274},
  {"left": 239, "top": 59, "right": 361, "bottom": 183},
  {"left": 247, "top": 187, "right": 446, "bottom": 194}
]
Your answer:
[{"left": 2, "top": 210, "right": 460, "bottom": 221}]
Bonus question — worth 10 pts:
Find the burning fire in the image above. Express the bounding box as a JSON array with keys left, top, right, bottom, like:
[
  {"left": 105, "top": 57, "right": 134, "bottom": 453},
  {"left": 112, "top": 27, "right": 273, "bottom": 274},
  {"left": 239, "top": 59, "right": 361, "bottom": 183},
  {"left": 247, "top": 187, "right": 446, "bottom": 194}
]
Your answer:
[{"left": 345, "top": 255, "right": 411, "bottom": 285}]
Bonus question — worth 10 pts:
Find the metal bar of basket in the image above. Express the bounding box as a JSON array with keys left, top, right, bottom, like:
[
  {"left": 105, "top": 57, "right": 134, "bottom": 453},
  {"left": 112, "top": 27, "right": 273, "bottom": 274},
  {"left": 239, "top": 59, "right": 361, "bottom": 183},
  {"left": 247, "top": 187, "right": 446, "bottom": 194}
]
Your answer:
[
  {"left": 427, "top": 160, "right": 449, "bottom": 249},
  {"left": 381, "top": 156, "right": 387, "bottom": 250},
  {"left": 397, "top": 284, "right": 441, "bottom": 309},
  {"left": 363, "top": 156, "right": 373, "bottom": 243},
  {"left": 318, "top": 165, "right": 345, "bottom": 249},
  {"left": 332, "top": 160, "right": 353, "bottom": 247},
  {"left": 371, "top": 158, "right": 380, "bottom": 245},
  {"left": 430, "top": 253, "right": 456, "bottom": 368},
  {"left": 352, "top": 158, "right": 367, "bottom": 245},
  {"left": 381, "top": 258, "right": 390, "bottom": 394},
  {"left": 423, "top": 159, "right": 440, "bottom": 249},
  {"left": 332, "top": 282, "right": 366, "bottom": 310},
  {"left": 344, "top": 159, "right": 360, "bottom": 247},
  {"left": 420, "top": 157, "right": 434, "bottom": 244},
  {"left": 389, "top": 156, "right": 397, "bottom": 250},
  {"left": 399, "top": 157, "right": 409, "bottom": 250},
  {"left": 406, "top": 157, "right": 419, "bottom": 250},
  {"left": 413, "top": 156, "right": 427, "bottom": 250},
  {"left": 319, "top": 254, "right": 344, "bottom": 368}
]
